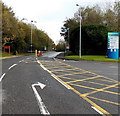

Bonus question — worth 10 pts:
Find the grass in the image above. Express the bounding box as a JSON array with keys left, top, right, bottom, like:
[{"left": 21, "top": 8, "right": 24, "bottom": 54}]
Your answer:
[
  {"left": 0, "top": 52, "right": 35, "bottom": 58},
  {"left": 65, "top": 55, "right": 120, "bottom": 62}
]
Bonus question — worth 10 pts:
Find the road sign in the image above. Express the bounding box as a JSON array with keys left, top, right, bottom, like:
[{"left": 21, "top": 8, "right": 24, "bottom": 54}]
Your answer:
[
  {"left": 4, "top": 46, "right": 10, "bottom": 54},
  {"left": 107, "top": 32, "right": 119, "bottom": 59}
]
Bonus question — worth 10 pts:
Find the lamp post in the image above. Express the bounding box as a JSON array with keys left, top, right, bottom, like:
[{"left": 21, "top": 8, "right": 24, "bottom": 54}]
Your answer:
[
  {"left": 21, "top": 18, "right": 36, "bottom": 53},
  {"left": 30, "top": 20, "right": 37, "bottom": 53},
  {"left": 31, "top": 20, "right": 33, "bottom": 53},
  {"left": 67, "top": 28, "right": 70, "bottom": 51},
  {"left": 76, "top": 4, "right": 82, "bottom": 58}
]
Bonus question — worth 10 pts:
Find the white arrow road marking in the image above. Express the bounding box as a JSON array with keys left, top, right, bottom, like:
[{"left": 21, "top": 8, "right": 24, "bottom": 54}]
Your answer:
[
  {"left": 37, "top": 82, "right": 46, "bottom": 89},
  {"left": 32, "top": 82, "right": 50, "bottom": 115},
  {"left": 0, "top": 73, "right": 6, "bottom": 82},
  {"left": 33, "top": 82, "right": 46, "bottom": 89},
  {"left": 8, "top": 64, "right": 17, "bottom": 70}
]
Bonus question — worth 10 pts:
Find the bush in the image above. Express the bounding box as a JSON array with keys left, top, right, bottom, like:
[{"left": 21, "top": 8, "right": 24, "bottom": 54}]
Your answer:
[{"left": 70, "top": 24, "right": 108, "bottom": 55}]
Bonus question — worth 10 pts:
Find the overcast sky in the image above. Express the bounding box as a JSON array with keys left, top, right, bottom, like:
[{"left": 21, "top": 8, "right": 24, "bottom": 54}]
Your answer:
[{"left": 2, "top": 0, "right": 116, "bottom": 44}]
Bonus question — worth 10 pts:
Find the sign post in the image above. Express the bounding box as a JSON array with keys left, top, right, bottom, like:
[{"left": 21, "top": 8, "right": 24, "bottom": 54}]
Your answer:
[{"left": 108, "top": 32, "right": 119, "bottom": 59}]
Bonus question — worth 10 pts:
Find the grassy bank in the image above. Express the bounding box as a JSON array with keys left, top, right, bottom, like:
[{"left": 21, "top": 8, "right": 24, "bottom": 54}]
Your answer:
[{"left": 65, "top": 55, "right": 120, "bottom": 62}]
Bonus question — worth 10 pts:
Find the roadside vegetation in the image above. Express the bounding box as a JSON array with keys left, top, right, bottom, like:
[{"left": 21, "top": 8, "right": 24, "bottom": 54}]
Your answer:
[
  {"left": 1, "top": 1, "right": 55, "bottom": 54},
  {"left": 57, "top": 1, "right": 120, "bottom": 59},
  {"left": 0, "top": 52, "right": 35, "bottom": 58},
  {"left": 65, "top": 55, "right": 120, "bottom": 62}
]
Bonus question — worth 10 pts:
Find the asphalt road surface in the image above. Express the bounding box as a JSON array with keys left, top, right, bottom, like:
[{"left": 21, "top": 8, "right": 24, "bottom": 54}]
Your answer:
[{"left": 1, "top": 52, "right": 119, "bottom": 115}]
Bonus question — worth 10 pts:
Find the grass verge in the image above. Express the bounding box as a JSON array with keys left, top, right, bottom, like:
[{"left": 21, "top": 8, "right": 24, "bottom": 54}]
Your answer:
[
  {"left": 0, "top": 52, "right": 35, "bottom": 58},
  {"left": 65, "top": 55, "right": 120, "bottom": 62}
]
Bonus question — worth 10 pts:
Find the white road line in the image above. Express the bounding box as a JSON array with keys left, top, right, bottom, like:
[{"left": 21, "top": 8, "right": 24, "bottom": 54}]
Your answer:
[
  {"left": 32, "top": 84, "right": 50, "bottom": 115},
  {"left": 51, "top": 74, "right": 70, "bottom": 90},
  {"left": 0, "top": 73, "right": 6, "bottom": 82},
  {"left": 40, "top": 64, "right": 47, "bottom": 71},
  {"left": 91, "top": 106, "right": 106, "bottom": 116},
  {"left": 8, "top": 64, "right": 17, "bottom": 70}
]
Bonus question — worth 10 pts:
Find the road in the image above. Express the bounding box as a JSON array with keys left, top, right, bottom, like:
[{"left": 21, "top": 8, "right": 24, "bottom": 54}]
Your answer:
[{"left": 1, "top": 52, "right": 119, "bottom": 115}]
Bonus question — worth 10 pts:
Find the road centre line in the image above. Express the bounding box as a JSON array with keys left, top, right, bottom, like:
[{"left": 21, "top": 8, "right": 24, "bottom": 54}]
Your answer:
[
  {"left": 32, "top": 84, "right": 50, "bottom": 115},
  {"left": 8, "top": 64, "right": 17, "bottom": 70},
  {"left": 0, "top": 73, "right": 6, "bottom": 82}
]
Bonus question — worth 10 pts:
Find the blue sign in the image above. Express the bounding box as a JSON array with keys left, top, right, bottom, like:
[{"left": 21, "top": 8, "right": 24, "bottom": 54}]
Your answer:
[{"left": 108, "top": 32, "right": 119, "bottom": 59}]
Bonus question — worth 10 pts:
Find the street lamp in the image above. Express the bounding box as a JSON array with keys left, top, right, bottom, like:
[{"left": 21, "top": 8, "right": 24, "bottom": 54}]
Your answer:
[
  {"left": 76, "top": 4, "right": 82, "bottom": 58},
  {"left": 21, "top": 18, "right": 36, "bottom": 53},
  {"left": 67, "top": 28, "right": 70, "bottom": 51},
  {"left": 31, "top": 20, "right": 37, "bottom": 53}
]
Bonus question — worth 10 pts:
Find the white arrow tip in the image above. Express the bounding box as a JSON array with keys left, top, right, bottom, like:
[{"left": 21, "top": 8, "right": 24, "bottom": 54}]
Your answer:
[{"left": 38, "top": 82, "right": 46, "bottom": 89}]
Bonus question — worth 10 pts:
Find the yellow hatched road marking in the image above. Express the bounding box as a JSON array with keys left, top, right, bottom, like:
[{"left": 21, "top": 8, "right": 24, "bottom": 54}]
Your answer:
[
  {"left": 51, "top": 68, "right": 82, "bottom": 72},
  {"left": 59, "top": 76, "right": 76, "bottom": 80},
  {"left": 38, "top": 60, "right": 119, "bottom": 115},
  {"left": 70, "top": 87, "right": 111, "bottom": 115},
  {"left": 66, "top": 75, "right": 101, "bottom": 84},
  {"left": 46, "top": 65, "right": 72, "bottom": 70},
  {"left": 101, "top": 76, "right": 118, "bottom": 83},
  {"left": 88, "top": 96, "right": 120, "bottom": 106},
  {"left": 97, "top": 79, "right": 117, "bottom": 83},
  {"left": 103, "top": 90, "right": 120, "bottom": 95},
  {"left": 80, "top": 80, "right": 114, "bottom": 87},
  {"left": 82, "top": 84, "right": 118, "bottom": 96},
  {"left": 69, "top": 83, "right": 98, "bottom": 90},
  {"left": 114, "top": 86, "right": 119, "bottom": 88},
  {"left": 57, "top": 71, "right": 89, "bottom": 77},
  {"left": 40, "top": 60, "right": 118, "bottom": 84},
  {"left": 70, "top": 83, "right": 119, "bottom": 96},
  {"left": 51, "top": 76, "right": 111, "bottom": 115}
]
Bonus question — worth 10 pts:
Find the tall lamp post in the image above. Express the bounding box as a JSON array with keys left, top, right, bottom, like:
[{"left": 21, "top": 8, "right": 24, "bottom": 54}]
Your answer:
[
  {"left": 21, "top": 18, "right": 36, "bottom": 53},
  {"left": 67, "top": 28, "right": 70, "bottom": 51},
  {"left": 31, "top": 20, "right": 37, "bottom": 53},
  {"left": 76, "top": 4, "right": 82, "bottom": 58}
]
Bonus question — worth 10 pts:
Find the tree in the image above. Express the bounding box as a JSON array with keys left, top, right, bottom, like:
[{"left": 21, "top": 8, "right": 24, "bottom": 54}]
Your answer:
[
  {"left": 2, "top": 2, "right": 55, "bottom": 53},
  {"left": 56, "top": 39, "right": 65, "bottom": 52},
  {"left": 61, "top": 2, "right": 119, "bottom": 55},
  {"left": 70, "top": 25, "right": 108, "bottom": 55}
]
